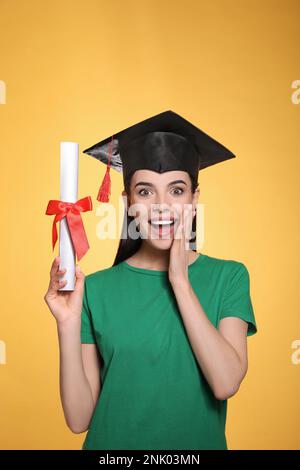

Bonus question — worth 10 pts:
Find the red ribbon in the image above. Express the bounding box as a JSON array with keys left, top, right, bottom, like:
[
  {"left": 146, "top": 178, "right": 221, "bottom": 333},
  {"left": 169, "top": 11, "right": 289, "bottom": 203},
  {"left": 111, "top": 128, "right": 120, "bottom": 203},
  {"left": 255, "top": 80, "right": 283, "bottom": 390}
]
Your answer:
[{"left": 45, "top": 196, "right": 93, "bottom": 261}]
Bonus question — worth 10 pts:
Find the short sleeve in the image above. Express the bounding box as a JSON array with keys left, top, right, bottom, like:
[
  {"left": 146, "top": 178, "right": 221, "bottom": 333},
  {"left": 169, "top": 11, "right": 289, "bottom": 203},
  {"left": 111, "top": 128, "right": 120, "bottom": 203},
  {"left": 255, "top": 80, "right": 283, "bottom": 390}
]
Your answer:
[
  {"left": 220, "top": 262, "right": 257, "bottom": 337},
  {"left": 80, "top": 278, "right": 97, "bottom": 344}
]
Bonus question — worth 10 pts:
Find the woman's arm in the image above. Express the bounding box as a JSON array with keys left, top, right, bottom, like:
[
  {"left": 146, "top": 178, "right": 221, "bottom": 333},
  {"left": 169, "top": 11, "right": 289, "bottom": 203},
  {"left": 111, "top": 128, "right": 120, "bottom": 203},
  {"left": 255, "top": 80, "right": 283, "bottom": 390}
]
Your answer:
[
  {"left": 168, "top": 212, "right": 248, "bottom": 400},
  {"left": 170, "top": 281, "right": 248, "bottom": 400},
  {"left": 57, "top": 320, "right": 101, "bottom": 433},
  {"left": 81, "top": 344, "right": 102, "bottom": 409},
  {"left": 44, "top": 256, "right": 101, "bottom": 434}
]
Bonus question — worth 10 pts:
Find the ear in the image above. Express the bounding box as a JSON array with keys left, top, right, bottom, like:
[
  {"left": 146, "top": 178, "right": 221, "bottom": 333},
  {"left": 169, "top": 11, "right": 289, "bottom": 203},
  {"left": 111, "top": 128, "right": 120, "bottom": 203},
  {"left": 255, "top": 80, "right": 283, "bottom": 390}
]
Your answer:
[
  {"left": 122, "top": 189, "right": 130, "bottom": 207},
  {"left": 192, "top": 186, "right": 200, "bottom": 212}
]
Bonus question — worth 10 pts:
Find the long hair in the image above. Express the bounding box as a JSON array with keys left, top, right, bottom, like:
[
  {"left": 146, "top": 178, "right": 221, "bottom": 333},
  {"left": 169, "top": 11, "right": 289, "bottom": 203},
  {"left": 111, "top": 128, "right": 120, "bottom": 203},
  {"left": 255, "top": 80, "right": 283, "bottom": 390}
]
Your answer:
[{"left": 112, "top": 173, "right": 199, "bottom": 266}]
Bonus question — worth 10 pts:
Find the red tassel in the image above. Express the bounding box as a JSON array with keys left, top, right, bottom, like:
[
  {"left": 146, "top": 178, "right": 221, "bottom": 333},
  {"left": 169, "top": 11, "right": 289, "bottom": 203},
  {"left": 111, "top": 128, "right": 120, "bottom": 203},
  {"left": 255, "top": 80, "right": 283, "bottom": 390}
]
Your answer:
[
  {"left": 97, "top": 165, "right": 111, "bottom": 202},
  {"left": 97, "top": 135, "right": 114, "bottom": 203}
]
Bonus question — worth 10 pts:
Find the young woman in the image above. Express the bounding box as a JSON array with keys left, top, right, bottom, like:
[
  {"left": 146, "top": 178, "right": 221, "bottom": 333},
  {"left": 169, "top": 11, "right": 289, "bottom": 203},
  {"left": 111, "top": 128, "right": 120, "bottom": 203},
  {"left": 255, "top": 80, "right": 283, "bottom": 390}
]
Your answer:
[{"left": 44, "top": 111, "right": 257, "bottom": 450}]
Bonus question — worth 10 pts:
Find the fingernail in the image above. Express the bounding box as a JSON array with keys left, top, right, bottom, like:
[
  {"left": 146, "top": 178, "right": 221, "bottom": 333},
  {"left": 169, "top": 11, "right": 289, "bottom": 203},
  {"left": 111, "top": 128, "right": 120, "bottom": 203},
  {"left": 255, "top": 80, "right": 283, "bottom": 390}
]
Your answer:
[{"left": 77, "top": 264, "right": 81, "bottom": 271}]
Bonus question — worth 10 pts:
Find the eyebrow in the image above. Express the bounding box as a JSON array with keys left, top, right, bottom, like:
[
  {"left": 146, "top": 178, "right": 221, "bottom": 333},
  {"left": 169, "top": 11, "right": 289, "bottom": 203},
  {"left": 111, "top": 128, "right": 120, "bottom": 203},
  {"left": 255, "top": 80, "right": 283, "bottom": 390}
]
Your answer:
[{"left": 134, "top": 179, "right": 187, "bottom": 188}]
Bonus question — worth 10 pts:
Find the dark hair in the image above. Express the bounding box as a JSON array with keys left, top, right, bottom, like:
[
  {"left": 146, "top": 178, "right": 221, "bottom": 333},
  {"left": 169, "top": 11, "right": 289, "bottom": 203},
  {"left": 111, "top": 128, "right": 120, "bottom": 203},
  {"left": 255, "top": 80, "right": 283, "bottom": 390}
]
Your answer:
[{"left": 112, "top": 172, "right": 199, "bottom": 266}]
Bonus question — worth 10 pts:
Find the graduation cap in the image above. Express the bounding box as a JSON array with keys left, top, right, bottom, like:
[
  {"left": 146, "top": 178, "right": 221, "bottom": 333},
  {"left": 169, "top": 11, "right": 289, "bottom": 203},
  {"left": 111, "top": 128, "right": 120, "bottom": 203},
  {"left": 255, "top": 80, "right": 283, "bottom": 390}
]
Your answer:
[{"left": 83, "top": 110, "right": 236, "bottom": 202}]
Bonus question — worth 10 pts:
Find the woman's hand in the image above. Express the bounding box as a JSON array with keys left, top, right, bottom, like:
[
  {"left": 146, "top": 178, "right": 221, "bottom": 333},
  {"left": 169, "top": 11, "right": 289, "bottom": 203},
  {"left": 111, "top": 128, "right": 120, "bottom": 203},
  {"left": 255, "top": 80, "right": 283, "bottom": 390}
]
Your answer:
[
  {"left": 44, "top": 256, "right": 85, "bottom": 326},
  {"left": 168, "top": 208, "right": 193, "bottom": 287}
]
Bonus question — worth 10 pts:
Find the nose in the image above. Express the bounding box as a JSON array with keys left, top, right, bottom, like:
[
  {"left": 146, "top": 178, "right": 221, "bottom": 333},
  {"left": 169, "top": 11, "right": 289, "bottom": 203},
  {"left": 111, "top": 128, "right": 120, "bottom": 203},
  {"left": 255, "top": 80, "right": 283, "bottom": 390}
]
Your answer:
[{"left": 150, "top": 202, "right": 176, "bottom": 219}]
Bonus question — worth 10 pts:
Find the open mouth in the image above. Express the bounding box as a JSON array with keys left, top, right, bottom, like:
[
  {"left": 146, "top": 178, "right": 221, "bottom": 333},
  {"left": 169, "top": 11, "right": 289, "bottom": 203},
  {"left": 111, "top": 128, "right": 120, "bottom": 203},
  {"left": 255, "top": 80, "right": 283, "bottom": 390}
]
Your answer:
[
  {"left": 148, "top": 219, "right": 176, "bottom": 238},
  {"left": 148, "top": 219, "right": 175, "bottom": 227}
]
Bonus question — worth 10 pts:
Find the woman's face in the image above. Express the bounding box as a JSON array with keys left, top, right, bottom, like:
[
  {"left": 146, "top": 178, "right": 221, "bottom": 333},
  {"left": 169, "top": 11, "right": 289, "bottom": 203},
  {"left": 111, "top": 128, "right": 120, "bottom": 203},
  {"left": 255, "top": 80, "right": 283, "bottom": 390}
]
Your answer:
[{"left": 122, "top": 170, "right": 199, "bottom": 251}]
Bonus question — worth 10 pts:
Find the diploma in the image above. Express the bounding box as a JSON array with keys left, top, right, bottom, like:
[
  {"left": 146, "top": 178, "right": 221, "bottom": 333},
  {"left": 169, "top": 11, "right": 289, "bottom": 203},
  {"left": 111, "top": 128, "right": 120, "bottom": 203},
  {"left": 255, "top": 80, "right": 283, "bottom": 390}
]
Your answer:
[{"left": 59, "top": 142, "right": 79, "bottom": 291}]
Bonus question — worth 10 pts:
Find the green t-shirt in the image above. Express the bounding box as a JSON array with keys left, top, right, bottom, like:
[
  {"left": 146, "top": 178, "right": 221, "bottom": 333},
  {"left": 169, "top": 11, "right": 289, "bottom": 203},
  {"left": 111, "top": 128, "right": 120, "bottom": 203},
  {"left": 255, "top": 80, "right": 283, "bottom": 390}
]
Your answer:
[{"left": 80, "top": 252, "right": 257, "bottom": 450}]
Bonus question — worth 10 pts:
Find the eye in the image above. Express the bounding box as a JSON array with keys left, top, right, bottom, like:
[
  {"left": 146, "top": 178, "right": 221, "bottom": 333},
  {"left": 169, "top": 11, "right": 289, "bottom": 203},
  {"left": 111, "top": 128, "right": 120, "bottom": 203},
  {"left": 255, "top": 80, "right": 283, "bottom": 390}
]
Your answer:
[
  {"left": 138, "top": 188, "right": 152, "bottom": 196},
  {"left": 171, "top": 187, "right": 184, "bottom": 195}
]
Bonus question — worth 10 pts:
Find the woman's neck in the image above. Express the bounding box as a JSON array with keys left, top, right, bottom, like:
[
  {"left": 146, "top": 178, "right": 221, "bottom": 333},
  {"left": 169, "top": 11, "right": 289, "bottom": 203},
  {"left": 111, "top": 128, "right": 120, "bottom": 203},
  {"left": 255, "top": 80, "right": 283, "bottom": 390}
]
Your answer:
[{"left": 125, "top": 243, "right": 199, "bottom": 270}]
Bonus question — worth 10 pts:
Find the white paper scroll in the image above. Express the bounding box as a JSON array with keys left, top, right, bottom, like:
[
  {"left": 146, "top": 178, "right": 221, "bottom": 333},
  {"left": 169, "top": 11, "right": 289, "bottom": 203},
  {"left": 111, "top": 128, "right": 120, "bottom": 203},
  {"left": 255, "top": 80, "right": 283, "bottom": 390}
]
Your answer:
[{"left": 59, "top": 142, "right": 79, "bottom": 291}]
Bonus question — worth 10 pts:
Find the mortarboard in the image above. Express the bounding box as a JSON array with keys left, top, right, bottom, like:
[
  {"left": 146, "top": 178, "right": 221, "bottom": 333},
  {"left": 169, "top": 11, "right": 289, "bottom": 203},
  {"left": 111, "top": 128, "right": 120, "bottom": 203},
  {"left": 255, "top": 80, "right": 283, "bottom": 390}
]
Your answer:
[{"left": 83, "top": 110, "right": 236, "bottom": 202}]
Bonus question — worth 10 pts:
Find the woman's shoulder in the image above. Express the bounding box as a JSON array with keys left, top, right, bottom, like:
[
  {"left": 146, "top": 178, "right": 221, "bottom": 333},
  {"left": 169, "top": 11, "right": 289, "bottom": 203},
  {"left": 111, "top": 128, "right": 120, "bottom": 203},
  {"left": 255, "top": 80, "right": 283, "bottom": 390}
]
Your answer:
[
  {"left": 195, "top": 254, "right": 252, "bottom": 292},
  {"left": 200, "top": 252, "right": 250, "bottom": 274},
  {"left": 84, "top": 262, "right": 124, "bottom": 287}
]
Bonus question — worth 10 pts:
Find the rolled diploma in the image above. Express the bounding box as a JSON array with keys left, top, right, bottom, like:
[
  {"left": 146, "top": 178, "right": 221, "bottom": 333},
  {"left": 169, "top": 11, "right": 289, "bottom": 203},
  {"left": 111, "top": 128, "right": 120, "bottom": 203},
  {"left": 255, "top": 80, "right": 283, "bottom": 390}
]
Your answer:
[{"left": 59, "top": 142, "right": 79, "bottom": 291}]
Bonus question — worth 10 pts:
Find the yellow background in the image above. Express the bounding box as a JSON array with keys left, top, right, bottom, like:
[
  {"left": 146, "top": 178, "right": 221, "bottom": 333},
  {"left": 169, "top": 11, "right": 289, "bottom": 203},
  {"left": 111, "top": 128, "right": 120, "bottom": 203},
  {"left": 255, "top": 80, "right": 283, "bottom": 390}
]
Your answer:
[{"left": 0, "top": 0, "right": 299, "bottom": 450}]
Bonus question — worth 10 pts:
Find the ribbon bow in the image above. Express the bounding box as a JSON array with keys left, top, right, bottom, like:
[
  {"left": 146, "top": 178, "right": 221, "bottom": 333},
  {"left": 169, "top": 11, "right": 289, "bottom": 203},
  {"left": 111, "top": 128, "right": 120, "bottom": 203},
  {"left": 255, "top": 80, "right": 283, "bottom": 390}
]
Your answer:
[{"left": 45, "top": 196, "right": 93, "bottom": 261}]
